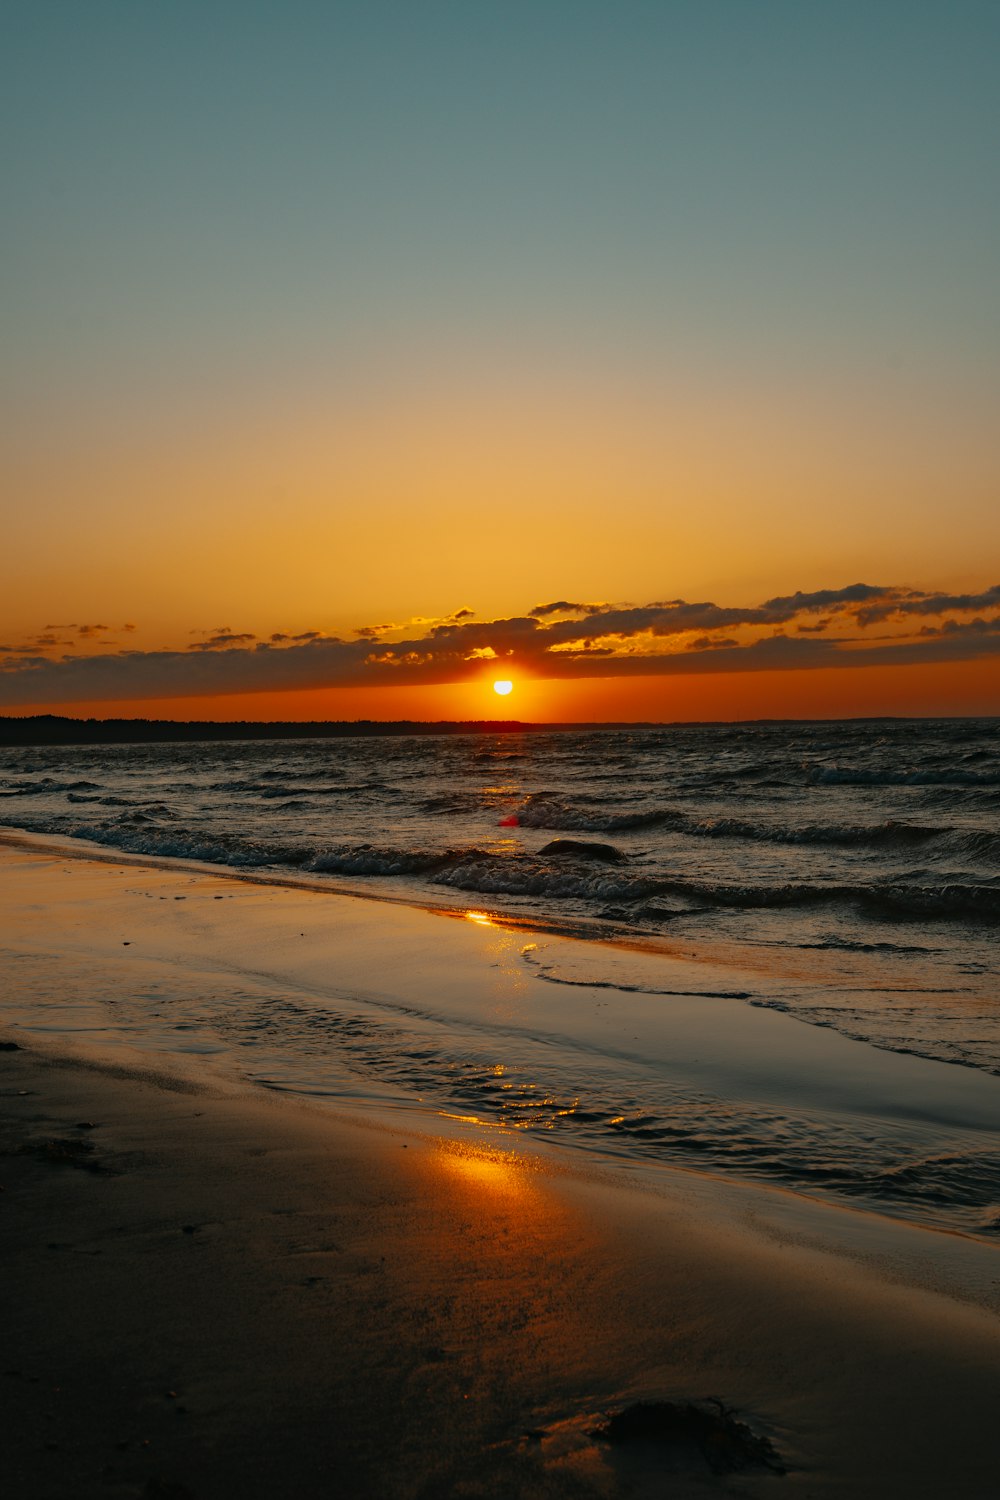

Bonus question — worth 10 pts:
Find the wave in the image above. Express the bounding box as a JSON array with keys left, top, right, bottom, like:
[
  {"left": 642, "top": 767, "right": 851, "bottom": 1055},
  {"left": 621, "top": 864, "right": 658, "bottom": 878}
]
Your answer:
[
  {"left": 207, "top": 778, "right": 369, "bottom": 798},
  {"left": 420, "top": 792, "right": 484, "bottom": 815},
  {"left": 515, "top": 794, "right": 677, "bottom": 833},
  {"left": 648, "top": 876, "right": 1000, "bottom": 923},
  {"left": 256, "top": 784, "right": 357, "bottom": 798},
  {"left": 7, "top": 817, "right": 314, "bottom": 870},
  {"left": 67, "top": 793, "right": 144, "bottom": 807},
  {"left": 430, "top": 854, "right": 661, "bottom": 903},
  {"left": 812, "top": 765, "right": 1000, "bottom": 787},
  {"left": 0, "top": 777, "right": 102, "bottom": 797},
  {"left": 512, "top": 795, "right": 999, "bottom": 862},
  {"left": 3, "top": 807, "right": 997, "bottom": 922},
  {"left": 308, "top": 845, "right": 462, "bottom": 877}
]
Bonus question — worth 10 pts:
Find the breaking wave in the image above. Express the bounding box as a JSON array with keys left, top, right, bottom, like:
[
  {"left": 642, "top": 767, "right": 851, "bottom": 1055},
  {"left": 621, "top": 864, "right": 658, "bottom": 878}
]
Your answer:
[{"left": 511, "top": 794, "right": 999, "bottom": 864}]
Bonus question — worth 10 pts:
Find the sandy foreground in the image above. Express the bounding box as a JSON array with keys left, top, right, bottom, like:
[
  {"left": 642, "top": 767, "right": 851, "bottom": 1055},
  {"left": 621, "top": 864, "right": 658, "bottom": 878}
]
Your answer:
[{"left": 3, "top": 836, "right": 1000, "bottom": 1499}]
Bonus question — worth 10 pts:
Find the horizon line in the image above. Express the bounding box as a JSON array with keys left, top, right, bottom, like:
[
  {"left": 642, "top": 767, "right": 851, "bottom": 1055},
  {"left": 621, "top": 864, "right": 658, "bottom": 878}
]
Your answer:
[{"left": 2, "top": 710, "right": 997, "bottom": 734}]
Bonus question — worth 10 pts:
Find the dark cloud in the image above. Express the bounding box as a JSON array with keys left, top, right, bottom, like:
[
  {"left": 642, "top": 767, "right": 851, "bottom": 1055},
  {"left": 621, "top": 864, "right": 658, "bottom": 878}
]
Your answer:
[
  {"left": 538, "top": 602, "right": 781, "bottom": 641},
  {"left": 917, "top": 616, "right": 1000, "bottom": 639},
  {"left": 428, "top": 615, "right": 541, "bottom": 644},
  {"left": 855, "top": 584, "right": 1000, "bottom": 626},
  {"left": 77, "top": 623, "right": 111, "bottom": 637},
  {"left": 355, "top": 609, "right": 476, "bottom": 639},
  {"left": 187, "top": 631, "right": 257, "bottom": 652},
  {"left": 530, "top": 600, "right": 598, "bottom": 618},
  {"left": 3, "top": 581, "right": 998, "bottom": 707},
  {"left": 3, "top": 653, "right": 49, "bottom": 669},
  {"left": 761, "top": 583, "right": 886, "bottom": 615}
]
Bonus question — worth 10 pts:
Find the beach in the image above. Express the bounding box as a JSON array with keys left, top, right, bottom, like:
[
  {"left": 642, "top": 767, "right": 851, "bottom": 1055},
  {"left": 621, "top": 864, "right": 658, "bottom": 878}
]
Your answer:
[{"left": 4, "top": 835, "right": 1000, "bottom": 1498}]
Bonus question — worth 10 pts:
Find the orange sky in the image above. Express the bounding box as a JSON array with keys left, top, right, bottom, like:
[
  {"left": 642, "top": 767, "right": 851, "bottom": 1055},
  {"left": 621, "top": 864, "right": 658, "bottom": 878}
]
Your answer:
[
  {"left": 4, "top": 634, "right": 998, "bottom": 724},
  {"left": 3, "top": 6, "right": 999, "bottom": 723}
]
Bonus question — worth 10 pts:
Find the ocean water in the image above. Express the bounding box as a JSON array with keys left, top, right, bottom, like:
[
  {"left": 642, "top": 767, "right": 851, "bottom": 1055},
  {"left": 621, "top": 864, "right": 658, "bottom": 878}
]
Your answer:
[{"left": 3, "top": 718, "right": 1000, "bottom": 1232}]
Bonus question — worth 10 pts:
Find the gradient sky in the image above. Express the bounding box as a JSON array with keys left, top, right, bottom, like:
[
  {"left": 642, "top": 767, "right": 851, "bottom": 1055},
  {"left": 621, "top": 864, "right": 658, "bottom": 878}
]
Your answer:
[{"left": 3, "top": 1, "right": 998, "bottom": 720}]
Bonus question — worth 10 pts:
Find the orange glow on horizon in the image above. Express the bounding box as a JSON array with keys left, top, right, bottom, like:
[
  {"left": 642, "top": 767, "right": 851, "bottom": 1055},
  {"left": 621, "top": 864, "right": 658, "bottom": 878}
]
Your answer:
[{"left": 6, "top": 655, "right": 997, "bottom": 724}]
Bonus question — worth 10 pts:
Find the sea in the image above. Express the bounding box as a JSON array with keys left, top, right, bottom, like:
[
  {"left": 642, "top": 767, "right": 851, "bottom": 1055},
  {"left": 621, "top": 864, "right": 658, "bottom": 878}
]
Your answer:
[{"left": 3, "top": 717, "right": 999, "bottom": 1234}]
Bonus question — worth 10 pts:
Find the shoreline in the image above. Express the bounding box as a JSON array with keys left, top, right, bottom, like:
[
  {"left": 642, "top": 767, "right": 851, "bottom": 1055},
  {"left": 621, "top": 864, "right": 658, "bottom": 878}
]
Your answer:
[
  {"left": 4, "top": 839, "right": 1000, "bottom": 1495},
  {"left": 5, "top": 1036, "right": 1000, "bottom": 1497},
  {"left": 3, "top": 832, "right": 1000, "bottom": 1236},
  {"left": 0, "top": 825, "right": 660, "bottom": 947}
]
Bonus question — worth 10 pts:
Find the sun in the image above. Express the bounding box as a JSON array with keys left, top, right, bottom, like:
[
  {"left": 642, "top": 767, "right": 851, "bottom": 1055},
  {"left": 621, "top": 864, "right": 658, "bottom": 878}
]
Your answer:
[{"left": 492, "top": 679, "right": 513, "bottom": 696}]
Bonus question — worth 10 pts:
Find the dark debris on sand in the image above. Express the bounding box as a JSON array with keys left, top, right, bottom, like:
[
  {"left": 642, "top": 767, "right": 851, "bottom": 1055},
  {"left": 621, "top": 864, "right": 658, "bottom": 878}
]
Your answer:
[
  {"left": 17, "top": 1135, "right": 106, "bottom": 1172},
  {"left": 589, "top": 1399, "right": 785, "bottom": 1475}
]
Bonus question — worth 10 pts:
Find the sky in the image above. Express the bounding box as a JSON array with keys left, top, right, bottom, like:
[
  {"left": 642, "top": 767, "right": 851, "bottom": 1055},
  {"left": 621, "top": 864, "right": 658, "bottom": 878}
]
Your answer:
[{"left": 2, "top": 0, "right": 998, "bottom": 721}]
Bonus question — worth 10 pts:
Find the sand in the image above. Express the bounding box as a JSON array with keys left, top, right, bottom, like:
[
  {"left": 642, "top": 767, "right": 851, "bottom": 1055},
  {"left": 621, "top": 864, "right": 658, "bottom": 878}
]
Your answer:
[{"left": 3, "top": 834, "right": 1000, "bottom": 1498}]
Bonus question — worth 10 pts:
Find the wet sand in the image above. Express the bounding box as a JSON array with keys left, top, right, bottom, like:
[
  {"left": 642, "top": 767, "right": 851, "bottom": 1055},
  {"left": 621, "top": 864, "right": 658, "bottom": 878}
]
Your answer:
[{"left": 3, "top": 838, "right": 1000, "bottom": 1497}]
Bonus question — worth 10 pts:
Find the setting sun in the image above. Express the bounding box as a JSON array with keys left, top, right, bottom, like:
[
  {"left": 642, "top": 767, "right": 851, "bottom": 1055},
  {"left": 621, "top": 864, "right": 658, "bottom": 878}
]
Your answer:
[{"left": 492, "top": 680, "right": 513, "bottom": 696}]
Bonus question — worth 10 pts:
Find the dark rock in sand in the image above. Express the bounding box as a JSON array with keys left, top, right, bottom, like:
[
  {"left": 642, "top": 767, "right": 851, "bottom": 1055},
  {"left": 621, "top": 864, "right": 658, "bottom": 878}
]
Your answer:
[
  {"left": 538, "top": 839, "right": 625, "bottom": 864},
  {"left": 590, "top": 1399, "right": 785, "bottom": 1475},
  {"left": 0, "top": 1041, "right": 21, "bottom": 1051}
]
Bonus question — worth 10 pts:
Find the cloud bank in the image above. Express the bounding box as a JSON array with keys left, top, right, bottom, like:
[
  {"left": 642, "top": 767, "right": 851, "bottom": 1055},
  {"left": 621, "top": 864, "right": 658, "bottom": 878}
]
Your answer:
[{"left": 1, "top": 582, "right": 998, "bottom": 707}]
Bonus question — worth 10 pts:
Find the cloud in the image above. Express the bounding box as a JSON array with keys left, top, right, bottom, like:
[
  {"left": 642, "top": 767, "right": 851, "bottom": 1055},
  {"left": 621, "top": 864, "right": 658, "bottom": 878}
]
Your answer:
[
  {"left": 529, "top": 600, "right": 606, "bottom": 618},
  {"left": 917, "top": 616, "right": 1000, "bottom": 639},
  {"left": 761, "top": 583, "right": 886, "bottom": 615},
  {"left": 354, "top": 607, "right": 478, "bottom": 640},
  {"left": 854, "top": 584, "right": 1000, "bottom": 626},
  {"left": 2, "top": 579, "right": 998, "bottom": 707},
  {"left": 187, "top": 630, "right": 257, "bottom": 652}
]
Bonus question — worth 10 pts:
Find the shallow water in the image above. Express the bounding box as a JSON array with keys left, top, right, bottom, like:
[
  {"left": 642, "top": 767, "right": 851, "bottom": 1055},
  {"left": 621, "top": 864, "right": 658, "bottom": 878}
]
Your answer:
[
  {"left": 3, "top": 719, "right": 997, "bottom": 1072},
  {"left": 3, "top": 720, "right": 1000, "bottom": 1235},
  {"left": 5, "top": 852, "right": 1000, "bottom": 1241}
]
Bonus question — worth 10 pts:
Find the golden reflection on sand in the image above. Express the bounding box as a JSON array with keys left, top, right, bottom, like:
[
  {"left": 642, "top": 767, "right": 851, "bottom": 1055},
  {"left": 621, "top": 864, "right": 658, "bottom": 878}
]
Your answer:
[{"left": 434, "top": 1139, "right": 542, "bottom": 1204}]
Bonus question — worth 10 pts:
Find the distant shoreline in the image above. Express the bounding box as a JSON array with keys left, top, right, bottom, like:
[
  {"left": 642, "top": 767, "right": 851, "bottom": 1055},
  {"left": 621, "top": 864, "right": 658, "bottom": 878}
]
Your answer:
[{"left": 1, "top": 711, "right": 997, "bottom": 746}]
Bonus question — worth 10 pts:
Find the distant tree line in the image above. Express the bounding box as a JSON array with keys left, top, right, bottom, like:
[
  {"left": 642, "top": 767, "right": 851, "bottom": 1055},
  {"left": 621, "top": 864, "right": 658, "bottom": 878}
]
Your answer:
[{"left": 0, "top": 714, "right": 579, "bottom": 746}]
